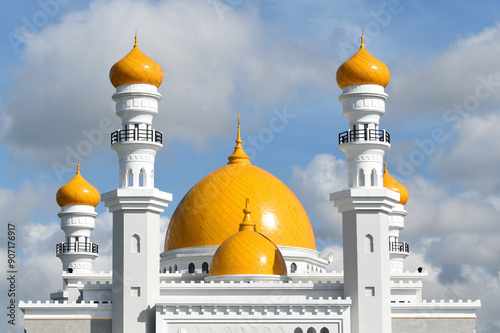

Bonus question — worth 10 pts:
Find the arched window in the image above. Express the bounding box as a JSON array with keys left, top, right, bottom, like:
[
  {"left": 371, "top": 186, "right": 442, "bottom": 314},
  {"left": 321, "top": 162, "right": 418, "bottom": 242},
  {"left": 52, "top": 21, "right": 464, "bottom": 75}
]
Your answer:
[
  {"left": 128, "top": 169, "right": 134, "bottom": 187},
  {"left": 294, "top": 329, "right": 303, "bottom": 333},
  {"left": 188, "top": 263, "right": 195, "bottom": 273},
  {"left": 364, "top": 234, "right": 374, "bottom": 253},
  {"left": 307, "top": 328, "right": 316, "bottom": 333},
  {"left": 290, "top": 263, "right": 297, "bottom": 273},
  {"left": 131, "top": 234, "right": 140, "bottom": 253},
  {"left": 169, "top": 266, "right": 172, "bottom": 273},
  {"left": 162, "top": 267, "right": 166, "bottom": 273},
  {"left": 202, "top": 262, "right": 209, "bottom": 273},
  {"left": 139, "top": 168, "right": 145, "bottom": 187},
  {"left": 174, "top": 264, "right": 177, "bottom": 272},
  {"left": 358, "top": 169, "right": 365, "bottom": 186},
  {"left": 320, "top": 328, "right": 329, "bottom": 333},
  {"left": 371, "top": 168, "right": 377, "bottom": 186}
]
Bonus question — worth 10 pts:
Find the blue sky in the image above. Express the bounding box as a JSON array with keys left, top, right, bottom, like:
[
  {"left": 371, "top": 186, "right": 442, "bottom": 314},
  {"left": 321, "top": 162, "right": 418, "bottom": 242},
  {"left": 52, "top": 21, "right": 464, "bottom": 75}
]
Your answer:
[{"left": 1, "top": 0, "right": 500, "bottom": 331}]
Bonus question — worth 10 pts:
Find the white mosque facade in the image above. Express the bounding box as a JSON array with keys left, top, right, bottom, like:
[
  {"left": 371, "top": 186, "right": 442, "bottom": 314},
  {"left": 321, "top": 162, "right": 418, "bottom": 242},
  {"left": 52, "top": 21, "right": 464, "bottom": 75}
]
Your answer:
[{"left": 20, "top": 36, "right": 481, "bottom": 333}]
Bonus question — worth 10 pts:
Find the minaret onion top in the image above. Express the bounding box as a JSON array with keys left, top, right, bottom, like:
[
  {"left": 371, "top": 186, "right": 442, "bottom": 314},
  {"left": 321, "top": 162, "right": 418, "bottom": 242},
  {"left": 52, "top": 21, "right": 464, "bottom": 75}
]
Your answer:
[
  {"left": 383, "top": 163, "right": 409, "bottom": 205},
  {"left": 227, "top": 113, "right": 251, "bottom": 165},
  {"left": 336, "top": 35, "right": 390, "bottom": 89},
  {"left": 109, "top": 35, "right": 164, "bottom": 88},
  {"left": 56, "top": 165, "right": 100, "bottom": 207}
]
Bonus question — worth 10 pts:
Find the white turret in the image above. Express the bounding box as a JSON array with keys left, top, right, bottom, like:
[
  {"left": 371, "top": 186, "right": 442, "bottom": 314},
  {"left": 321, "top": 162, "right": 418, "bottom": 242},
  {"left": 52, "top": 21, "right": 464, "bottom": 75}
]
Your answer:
[
  {"left": 55, "top": 164, "right": 100, "bottom": 274},
  {"left": 331, "top": 36, "right": 396, "bottom": 333},
  {"left": 102, "top": 36, "right": 172, "bottom": 333}
]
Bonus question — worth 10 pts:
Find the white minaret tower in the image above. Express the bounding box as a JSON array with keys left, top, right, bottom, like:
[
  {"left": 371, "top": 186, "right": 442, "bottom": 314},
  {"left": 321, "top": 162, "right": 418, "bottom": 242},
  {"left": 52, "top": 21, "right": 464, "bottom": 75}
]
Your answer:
[
  {"left": 55, "top": 164, "right": 100, "bottom": 275},
  {"left": 383, "top": 163, "right": 410, "bottom": 274},
  {"left": 102, "top": 36, "right": 172, "bottom": 333},
  {"left": 330, "top": 36, "right": 398, "bottom": 333}
]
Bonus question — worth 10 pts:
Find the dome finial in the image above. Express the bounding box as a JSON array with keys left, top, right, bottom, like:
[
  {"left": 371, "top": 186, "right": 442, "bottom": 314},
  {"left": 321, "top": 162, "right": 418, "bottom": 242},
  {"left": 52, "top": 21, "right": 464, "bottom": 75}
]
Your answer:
[
  {"left": 134, "top": 33, "right": 138, "bottom": 48},
  {"left": 228, "top": 113, "right": 251, "bottom": 165},
  {"left": 361, "top": 34, "right": 365, "bottom": 47},
  {"left": 76, "top": 163, "right": 80, "bottom": 174},
  {"left": 239, "top": 198, "right": 256, "bottom": 231}
]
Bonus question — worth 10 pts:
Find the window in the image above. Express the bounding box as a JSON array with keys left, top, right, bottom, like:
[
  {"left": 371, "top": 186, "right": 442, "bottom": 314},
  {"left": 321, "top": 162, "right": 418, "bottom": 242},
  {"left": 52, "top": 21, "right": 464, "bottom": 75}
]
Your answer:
[
  {"left": 174, "top": 265, "right": 177, "bottom": 272},
  {"left": 128, "top": 169, "right": 133, "bottom": 187},
  {"left": 307, "top": 328, "right": 316, "bottom": 333},
  {"left": 371, "top": 168, "right": 377, "bottom": 186},
  {"left": 364, "top": 234, "right": 374, "bottom": 253},
  {"left": 131, "top": 234, "right": 140, "bottom": 253},
  {"left": 202, "top": 262, "right": 209, "bottom": 273},
  {"left": 294, "top": 329, "right": 303, "bottom": 333},
  {"left": 320, "top": 328, "right": 329, "bottom": 333},
  {"left": 358, "top": 169, "right": 365, "bottom": 186},
  {"left": 139, "top": 168, "right": 145, "bottom": 187},
  {"left": 290, "top": 263, "right": 297, "bottom": 273},
  {"left": 188, "top": 263, "right": 195, "bottom": 273}
]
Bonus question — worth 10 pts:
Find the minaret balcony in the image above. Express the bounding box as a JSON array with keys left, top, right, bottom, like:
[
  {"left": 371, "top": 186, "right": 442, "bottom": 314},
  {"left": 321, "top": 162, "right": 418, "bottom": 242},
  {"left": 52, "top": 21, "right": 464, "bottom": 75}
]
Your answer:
[
  {"left": 56, "top": 242, "right": 98, "bottom": 255},
  {"left": 111, "top": 128, "right": 163, "bottom": 145},
  {"left": 389, "top": 241, "right": 409, "bottom": 254},
  {"left": 338, "top": 129, "right": 390, "bottom": 145}
]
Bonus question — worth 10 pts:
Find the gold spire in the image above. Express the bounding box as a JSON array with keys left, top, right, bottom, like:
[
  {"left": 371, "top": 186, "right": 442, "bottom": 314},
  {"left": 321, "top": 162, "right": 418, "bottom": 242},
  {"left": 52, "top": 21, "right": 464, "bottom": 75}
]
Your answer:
[
  {"left": 134, "top": 33, "right": 138, "bottom": 48},
  {"left": 227, "top": 113, "right": 251, "bottom": 165},
  {"left": 239, "top": 198, "right": 256, "bottom": 231}
]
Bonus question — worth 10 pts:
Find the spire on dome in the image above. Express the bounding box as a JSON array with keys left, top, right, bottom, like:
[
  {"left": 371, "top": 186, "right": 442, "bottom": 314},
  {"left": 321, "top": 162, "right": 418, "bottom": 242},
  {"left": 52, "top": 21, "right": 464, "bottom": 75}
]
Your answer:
[
  {"left": 383, "top": 163, "right": 409, "bottom": 205},
  {"left": 56, "top": 165, "right": 100, "bottom": 207},
  {"left": 336, "top": 35, "right": 390, "bottom": 89},
  {"left": 239, "top": 198, "right": 256, "bottom": 232},
  {"left": 227, "top": 113, "right": 251, "bottom": 165},
  {"left": 109, "top": 35, "right": 164, "bottom": 88}
]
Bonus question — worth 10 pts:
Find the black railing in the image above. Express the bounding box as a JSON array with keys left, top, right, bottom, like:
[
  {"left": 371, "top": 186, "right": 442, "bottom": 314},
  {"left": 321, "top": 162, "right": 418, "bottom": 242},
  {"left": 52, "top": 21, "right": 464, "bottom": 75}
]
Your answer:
[
  {"left": 111, "top": 128, "right": 163, "bottom": 145},
  {"left": 389, "top": 241, "right": 409, "bottom": 253},
  {"left": 338, "top": 129, "right": 390, "bottom": 145},
  {"left": 56, "top": 242, "right": 98, "bottom": 255}
]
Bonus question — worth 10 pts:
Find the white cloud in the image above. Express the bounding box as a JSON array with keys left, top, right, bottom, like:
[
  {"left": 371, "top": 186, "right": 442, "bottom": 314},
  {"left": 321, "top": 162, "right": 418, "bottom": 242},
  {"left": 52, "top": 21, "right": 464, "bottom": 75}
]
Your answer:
[
  {"left": 289, "top": 153, "right": 347, "bottom": 246},
  {"left": 0, "top": 0, "right": 335, "bottom": 167},
  {"left": 388, "top": 23, "right": 500, "bottom": 119}
]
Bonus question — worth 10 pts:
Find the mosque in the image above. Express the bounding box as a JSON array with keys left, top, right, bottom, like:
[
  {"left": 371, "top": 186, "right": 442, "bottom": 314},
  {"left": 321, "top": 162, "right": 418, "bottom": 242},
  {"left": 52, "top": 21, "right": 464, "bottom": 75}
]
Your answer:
[{"left": 20, "top": 35, "right": 481, "bottom": 333}]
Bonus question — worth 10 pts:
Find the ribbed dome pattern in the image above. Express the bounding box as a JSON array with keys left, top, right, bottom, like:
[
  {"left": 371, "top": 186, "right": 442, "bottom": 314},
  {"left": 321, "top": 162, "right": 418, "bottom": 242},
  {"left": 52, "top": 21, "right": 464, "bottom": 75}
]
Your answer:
[
  {"left": 109, "top": 35, "right": 163, "bottom": 88},
  {"left": 56, "top": 165, "right": 100, "bottom": 207},
  {"left": 336, "top": 36, "right": 390, "bottom": 89}
]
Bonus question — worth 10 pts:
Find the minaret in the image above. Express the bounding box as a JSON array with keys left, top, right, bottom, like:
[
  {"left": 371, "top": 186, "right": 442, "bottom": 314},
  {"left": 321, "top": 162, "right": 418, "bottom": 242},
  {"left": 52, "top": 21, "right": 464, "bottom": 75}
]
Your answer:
[
  {"left": 102, "top": 36, "right": 172, "bottom": 333},
  {"left": 383, "top": 163, "right": 410, "bottom": 274},
  {"left": 330, "top": 36, "right": 397, "bottom": 333},
  {"left": 55, "top": 164, "right": 100, "bottom": 275}
]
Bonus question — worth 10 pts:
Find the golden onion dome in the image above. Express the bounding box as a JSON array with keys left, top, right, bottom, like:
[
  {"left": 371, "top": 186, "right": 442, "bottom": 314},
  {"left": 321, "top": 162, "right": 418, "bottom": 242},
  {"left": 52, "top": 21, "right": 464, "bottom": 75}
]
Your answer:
[
  {"left": 209, "top": 199, "right": 287, "bottom": 276},
  {"left": 56, "top": 165, "right": 100, "bottom": 207},
  {"left": 109, "top": 35, "right": 163, "bottom": 88},
  {"left": 336, "top": 36, "right": 390, "bottom": 89},
  {"left": 383, "top": 163, "right": 409, "bottom": 205},
  {"left": 164, "top": 119, "right": 316, "bottom": 251}
]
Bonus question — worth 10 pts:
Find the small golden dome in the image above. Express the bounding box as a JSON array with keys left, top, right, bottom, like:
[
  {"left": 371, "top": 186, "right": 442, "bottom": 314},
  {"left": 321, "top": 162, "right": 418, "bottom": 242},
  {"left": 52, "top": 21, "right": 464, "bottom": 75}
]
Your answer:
[
  {"left": 209, "top": 199, "right": 287, "bottom": 276},
  {"left": 383, "top": 163, "right": 409, "bottom": 205},
  {"left": 336, "top": 36, "right": 390, "bottom": 89},
  {"left": 56, "top": 165, "right": 100, "bottom": 207},
  {"left": 109, "top": 35, "right": 163, "bottom": 88},
  {"left": 164, "top": 120, "right": 316, "bottom": 251}
]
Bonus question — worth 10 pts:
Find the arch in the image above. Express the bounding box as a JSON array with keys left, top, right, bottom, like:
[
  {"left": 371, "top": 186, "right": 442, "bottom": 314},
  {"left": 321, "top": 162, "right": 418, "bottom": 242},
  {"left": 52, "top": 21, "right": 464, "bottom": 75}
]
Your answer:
[
  {"left": 290, "top": 262, "right": 297, "bottom": 273},
  {"left": 174, "top": 264, "right": 178, "bottom": 272},
  {"left": 169, "top": 266, "right": 172, "bottom": 273},
  {"left": 188, "top": 263, "right": 195, "bottom": 273},
  {"left": 162, "top": 267, "right": 166, "bottom": 273},
  {"left": 139, "top": 168, "right": 146, "bottom": 187},
  {"left": 371, "top": 168, "right": 378, "bottom": 186},
  {"left": 307, "top": 328, "right": 316, "bottom": 333},
  {"left": 364, "top": 234, "right": 374, "bottom": 253},
  {"left": 358, "top": 169, "right": 365, "bottom": 186},
  {"left": 320, "top": 329, "right": 329, "bottom": 333},
  {"left": 202, "top": 262, "right": 209, "bottom": 273},
  {"left": 294, "top": 329, "right": 303, "bottom": 333},
  {"left": 128, "top": 169, "right": 134, "bottom": 187},
  {"left": 131, "top": 234, "right": 140, "bottom": 253}
]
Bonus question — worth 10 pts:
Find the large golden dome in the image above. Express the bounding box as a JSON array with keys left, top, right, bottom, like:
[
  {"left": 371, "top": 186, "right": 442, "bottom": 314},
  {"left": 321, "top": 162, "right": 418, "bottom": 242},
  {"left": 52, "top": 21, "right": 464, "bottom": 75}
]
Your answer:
[
  {"left": 109, "top": 35, "right": 163, "bottom": 88},
  {"left": 336, "top": 36, "right": 390, "bottom": 89},
  {"left": 209, "top": 199, "right": 287, "bottom": 276},
  {"left": 164, "top": 121, "right": 316, "bottom": 251},
  {"left": 56, "top": 165, "right": 100, "bottom": 207}
]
